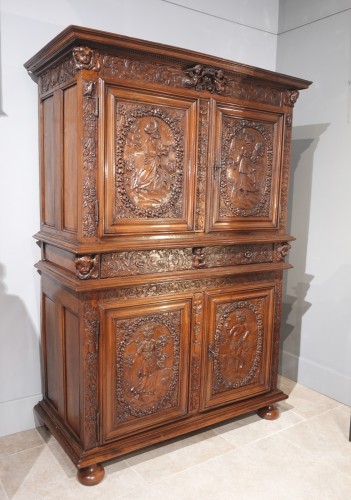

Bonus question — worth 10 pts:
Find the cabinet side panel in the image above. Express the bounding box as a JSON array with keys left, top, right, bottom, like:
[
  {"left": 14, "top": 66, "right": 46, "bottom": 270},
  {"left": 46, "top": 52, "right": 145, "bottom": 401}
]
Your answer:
[
  {"left": 42, "top": 97, "right": 56, "bottom": 227},
  {"left": 64, "top": 308, "right": 80, "bottom": 436},
  {"left": 63, "top": 85, "right": 78, "bottom": 233},
  {"left": 43, "top": 295, "right": 63, "bottom": 412}
]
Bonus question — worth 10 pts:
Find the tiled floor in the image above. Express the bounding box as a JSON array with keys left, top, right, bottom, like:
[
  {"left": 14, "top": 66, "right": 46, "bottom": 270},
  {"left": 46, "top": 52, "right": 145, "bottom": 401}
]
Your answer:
[{"left": 1, "top": 377, "right": 350, "bottom": 499}]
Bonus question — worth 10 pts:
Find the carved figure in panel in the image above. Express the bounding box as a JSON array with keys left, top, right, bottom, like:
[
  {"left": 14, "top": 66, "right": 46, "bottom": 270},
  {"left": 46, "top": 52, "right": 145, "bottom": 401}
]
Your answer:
[
  {"left": 75, "top": 255, "right": 99, "bottom": 280},
  {"left": 183, "top": 65, "right": 227, "bottom": 94},
  {"left": 213, "top": 300, "right": 263, "bottom": 392},
  {"left": 115, "top": 312, "right": 180, "bottom": 423},
  {"left": 115, "top": 103, "right": 185, "bottom": 220},
  {"left": 221, "top": 119, "right": 273, "bottom": 217}
]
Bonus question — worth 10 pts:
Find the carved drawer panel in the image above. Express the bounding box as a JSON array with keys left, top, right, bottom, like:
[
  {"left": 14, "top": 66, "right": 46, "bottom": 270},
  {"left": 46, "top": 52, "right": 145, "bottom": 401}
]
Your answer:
[
  {"left": 102, "top": 299, "right": 191, "bottom": 441},
  {"left": 103, "top": 86, "right": 197, "bottom": 235},
  {"left": 207, "top": 102, "right": 284, "bottom": 232},
  {"left": 100, "top": 244, "right": 273, "bottom": 278},
  {"left": 201, "top": 284, "right": 275, "bottom": 410}
]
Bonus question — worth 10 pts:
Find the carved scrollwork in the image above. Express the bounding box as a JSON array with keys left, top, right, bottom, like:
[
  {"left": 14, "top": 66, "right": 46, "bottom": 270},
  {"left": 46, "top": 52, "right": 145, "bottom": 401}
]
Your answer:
[
  {"left": 73, "top": 46, "right": 101, "bottom": 72},
  {"left": 286, "top": 114, "right": 293, "bottom": 127},
  {"left": 183, "top": 64, "right": 227, "bottom": 94},
  {"left": 75, "top": 254, "right": 100, "bottom": 279},
  {"left": 274, "top": 242, "right": 291, "bottom": 262},
  {"left": 196, "top": 102, "right": 209, "bottom": 230}
]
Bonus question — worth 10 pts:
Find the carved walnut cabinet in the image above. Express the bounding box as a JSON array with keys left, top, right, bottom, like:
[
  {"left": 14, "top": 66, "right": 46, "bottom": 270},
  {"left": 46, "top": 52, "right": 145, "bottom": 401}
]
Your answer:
[{"left": 25, "top": 26, "right": 311, "bottom": 485}]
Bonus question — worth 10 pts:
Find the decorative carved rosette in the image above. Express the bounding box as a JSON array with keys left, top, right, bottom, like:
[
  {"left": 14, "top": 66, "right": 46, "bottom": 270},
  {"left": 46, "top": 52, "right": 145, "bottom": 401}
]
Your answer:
[
  {"left": 220, "top": 118, "right": 274, "bottom": 218},
  {"left": 114, "top": 102, "right": 185, "bottom": 221},
  {"left": 213, "top": 299, "right": 264, "bottom": 393}
]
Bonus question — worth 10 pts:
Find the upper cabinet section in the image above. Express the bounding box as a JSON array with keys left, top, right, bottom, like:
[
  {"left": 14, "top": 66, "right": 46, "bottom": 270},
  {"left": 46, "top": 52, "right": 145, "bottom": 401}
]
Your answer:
[
  {"left": 25, "top": 25, "right": 311, "bottom": 249},
  {"left": 206, "top": 101, "right": 283, "bottom": 232},
  {"left": 103, "top": 86, "right": 197, "bottom": 235}
]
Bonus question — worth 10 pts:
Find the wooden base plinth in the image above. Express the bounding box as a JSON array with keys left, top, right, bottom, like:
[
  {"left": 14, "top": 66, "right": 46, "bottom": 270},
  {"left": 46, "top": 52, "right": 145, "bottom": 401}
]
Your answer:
[
  {"left": 257, "top": 404, "right": 280, "bottom": 420},
  {"left": 77, "top": 464, "right": 105, "bottom": 486}
]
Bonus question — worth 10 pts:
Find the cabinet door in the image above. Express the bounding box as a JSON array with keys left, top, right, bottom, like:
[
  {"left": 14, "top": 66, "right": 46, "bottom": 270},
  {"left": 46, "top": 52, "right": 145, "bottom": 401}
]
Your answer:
[
  {"left": 102, "top": 298, "right": 191, "bottom": 441},
  {"left": 206, "top": 101, "right": 284, "bottom": 232},
  {"left": 201, "top": 284, "right": 275, "bottom": 410},
  {"left": 103, "top": 86, "right": 197, "bottom": 235}
]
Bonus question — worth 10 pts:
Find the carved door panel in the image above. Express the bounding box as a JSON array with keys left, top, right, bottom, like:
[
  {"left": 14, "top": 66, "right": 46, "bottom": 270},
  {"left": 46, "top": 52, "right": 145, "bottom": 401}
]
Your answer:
[
  {"left": 103, "top": 86, "right": 198, "bottom": 235},
  {"left": 201, "top": 284, "right": 275, "bottom": 410},
  {"left": 102, "top": 298, "right": 191, "bottom": 441},
  {"left": 206, "top": 101, "right": 284, "bottom": 232}
]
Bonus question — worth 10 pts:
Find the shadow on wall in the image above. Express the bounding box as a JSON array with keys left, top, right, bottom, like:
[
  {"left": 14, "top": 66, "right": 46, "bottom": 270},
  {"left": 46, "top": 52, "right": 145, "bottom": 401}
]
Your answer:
[
  {"left": 279, "top": 123, "right": 329, "bottom": 381},
  {"left": 0, "top": 263, "right": 41, "bottom": 435}
]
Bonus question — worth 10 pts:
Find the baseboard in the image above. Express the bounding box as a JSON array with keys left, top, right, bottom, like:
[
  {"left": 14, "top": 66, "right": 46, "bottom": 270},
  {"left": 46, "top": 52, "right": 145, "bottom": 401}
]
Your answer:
[
  {"left": 280, "top": 349, "right": 351, "bottom": 406},
  {"left": 0, "top": 394, "right": 42, "bottom": 437}
]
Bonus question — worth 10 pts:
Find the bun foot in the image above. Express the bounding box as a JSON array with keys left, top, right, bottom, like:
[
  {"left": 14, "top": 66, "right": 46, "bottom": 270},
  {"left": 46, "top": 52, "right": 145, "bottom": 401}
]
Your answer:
[
  {"left": 257, "top": 404, "right": 280, "bottom": 420},
  {"left": 77, "top": 464, "right": 105, "bottom": 486}
]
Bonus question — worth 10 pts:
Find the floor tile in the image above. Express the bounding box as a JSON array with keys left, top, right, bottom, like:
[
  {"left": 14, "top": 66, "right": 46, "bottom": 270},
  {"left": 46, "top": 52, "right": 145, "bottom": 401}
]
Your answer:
[
  {"left": 0, "top": 429, "right": 44, "bottom": 458},
  {"left": 279, "top": 407, "right": 351, "bottom": 477},
  {"left": 277, "top": 378, "right": 341, "bottom": 419},
  {"left": 211, "top": 404, "right": 304, "bottom": 447},
  {"left": 126, "top": 428, "right": 234, "bottom": 483},
  {"left": 121, "top": 434, "right": 351, "bottom": 500}
]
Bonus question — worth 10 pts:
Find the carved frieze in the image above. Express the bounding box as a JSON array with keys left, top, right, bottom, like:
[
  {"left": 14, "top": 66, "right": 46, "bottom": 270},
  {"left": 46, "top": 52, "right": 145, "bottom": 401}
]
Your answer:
[
  {"left": 101, "top": 248, "right": 192, "bottom": 278},
  {"left": 39, "top": 57, "right": 76, "bottom": 94},
  {"left": 101, "top": 244, "right": 273, "bottom": 278},
  {"left": 114, "top": 102, "right": 185, "bottom": 221},
  {"left": 212, "top": 299, "right": 264, "bottom": 392},
  {"left": 114, "top": 311, "right": 181, "bottom": 423},
  {"left": 102, "top": 273, "right": 276, "bottom": 302}
]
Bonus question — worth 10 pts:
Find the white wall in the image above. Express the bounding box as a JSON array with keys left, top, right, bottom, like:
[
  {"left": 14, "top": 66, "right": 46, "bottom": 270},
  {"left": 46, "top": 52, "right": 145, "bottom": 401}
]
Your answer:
[
  {"left": 0, "top": 0, "right": 279, "bottom": 437},
  {"left": 277, "top": 1, "right": 351, "bottom": 404}
]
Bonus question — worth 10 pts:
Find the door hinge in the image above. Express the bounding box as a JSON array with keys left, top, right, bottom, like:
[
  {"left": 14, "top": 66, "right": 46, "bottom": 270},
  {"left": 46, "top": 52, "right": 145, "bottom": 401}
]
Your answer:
[
  {"left": 94, "top": 200, "right": 99, "bottom": 226},
  {"left": 94, "top": 96, "right": 99, "bottom": 117},
  {"left": 94, "top": 320, "right": 100, "bottom": 353}
]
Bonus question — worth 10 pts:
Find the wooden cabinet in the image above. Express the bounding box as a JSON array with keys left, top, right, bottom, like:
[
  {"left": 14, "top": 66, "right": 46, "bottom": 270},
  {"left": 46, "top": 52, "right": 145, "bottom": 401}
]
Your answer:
[{"left": 25, "top": 26, "right": 311, "bottom": 485}]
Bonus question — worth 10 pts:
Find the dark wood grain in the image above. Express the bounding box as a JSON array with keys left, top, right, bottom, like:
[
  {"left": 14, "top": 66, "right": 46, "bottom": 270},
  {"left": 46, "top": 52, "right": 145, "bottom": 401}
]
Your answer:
[{"left": 26, "top": 26, "right": 311, "bottom": 485}]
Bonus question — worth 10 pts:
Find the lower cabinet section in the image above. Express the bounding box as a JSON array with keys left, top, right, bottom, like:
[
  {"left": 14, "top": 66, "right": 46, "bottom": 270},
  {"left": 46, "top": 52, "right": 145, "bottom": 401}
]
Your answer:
[
  {"left": 201, "top": 285, "right": 275, "bottom": 410},
  {"left": 37, "top": 272, "right": 287, "bottom": 485},
  {"left": 102, "top": 298, "right": 191, "bottom": 441}
]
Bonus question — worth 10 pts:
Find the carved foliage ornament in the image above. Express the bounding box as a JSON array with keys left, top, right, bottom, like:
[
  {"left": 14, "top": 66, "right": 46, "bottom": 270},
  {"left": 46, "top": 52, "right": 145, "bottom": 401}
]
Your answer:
[{"left": 183, "top": 64, "right": 227, "bottom": 94}]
